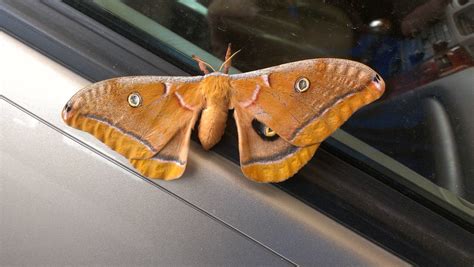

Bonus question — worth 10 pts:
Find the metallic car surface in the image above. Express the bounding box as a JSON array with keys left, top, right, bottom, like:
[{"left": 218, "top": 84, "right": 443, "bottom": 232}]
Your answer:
[{"left": 0, "top": 31, "right": 408, "bottom": 266}]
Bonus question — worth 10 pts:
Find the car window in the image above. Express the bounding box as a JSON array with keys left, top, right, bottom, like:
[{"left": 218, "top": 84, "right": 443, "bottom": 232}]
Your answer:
[{"left": 65, "top": 0, "right": 474, "bottom": 223}]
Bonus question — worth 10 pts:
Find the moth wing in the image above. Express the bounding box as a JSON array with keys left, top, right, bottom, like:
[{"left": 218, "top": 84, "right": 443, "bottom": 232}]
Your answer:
[
  {"left": 130, "top": 112, "right": 197, "bottom": 180},
  {"left": 234, "top": 105, "right": 319, "bottom": 182},
  {"left": 62, "top": 76, "right": 203, "bottom": 179},
  {"left": 230, "top": 58, "right": 385, "bottom": 147}
]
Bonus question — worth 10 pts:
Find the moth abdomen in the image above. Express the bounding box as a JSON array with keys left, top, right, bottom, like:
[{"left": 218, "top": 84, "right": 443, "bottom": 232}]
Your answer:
[{"left": 198, "top": 105, "right": 228, "bottom": 150}]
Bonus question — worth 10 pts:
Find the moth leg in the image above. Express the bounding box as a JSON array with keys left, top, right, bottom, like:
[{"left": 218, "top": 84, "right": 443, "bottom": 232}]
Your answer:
[
  {"left": 222, "top": 43, "right": 232, "bottom": 74},
  {"left": 192, "top": 55, "right": 213, "bottom": 74},
  {"left": 221, "top": 43, "right": 242, "bottom": 74}
]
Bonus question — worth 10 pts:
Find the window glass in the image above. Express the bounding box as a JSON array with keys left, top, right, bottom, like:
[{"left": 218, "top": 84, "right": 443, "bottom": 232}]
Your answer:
[{"left": 65, "top": 0, "right": 474, "bottom": 223}]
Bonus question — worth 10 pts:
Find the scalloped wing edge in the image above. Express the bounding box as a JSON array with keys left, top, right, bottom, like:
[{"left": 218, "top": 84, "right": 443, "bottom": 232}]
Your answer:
[
  {"left": 241, "top": 144, "right": 319, "bottom": 183},
  {"left": 290, "top": 79, "right": 384, "bottom": 146}
]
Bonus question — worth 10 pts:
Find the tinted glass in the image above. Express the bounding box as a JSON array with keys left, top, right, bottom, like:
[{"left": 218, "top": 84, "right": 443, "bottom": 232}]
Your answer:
[{"left": 65, "top": 0, "right": 474, "bottom": 223}]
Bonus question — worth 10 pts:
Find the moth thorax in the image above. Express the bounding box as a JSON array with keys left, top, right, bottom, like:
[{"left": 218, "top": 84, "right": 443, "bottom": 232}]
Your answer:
[{"left": 200, "top": 75, "right": 231, "bottom": 106}]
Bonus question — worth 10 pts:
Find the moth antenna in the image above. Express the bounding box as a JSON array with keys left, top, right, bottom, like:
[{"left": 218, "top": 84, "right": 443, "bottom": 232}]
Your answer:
[
  {"left": 219, "top": 49, "right": 241, "bottom": 73},
  {"left": 192, "top": 55, "right": 216, "bottom": 74}
]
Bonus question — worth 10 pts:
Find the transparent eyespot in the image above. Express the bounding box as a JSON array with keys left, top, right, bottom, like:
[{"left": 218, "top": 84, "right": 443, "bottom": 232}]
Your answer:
[
  {"left": 264, "top": 127, "right": 276, "bottom": 137},
  {"left": 294, "top": 77, "right": 310, "bottom": 92},
  {"left": 128, "top": 92, "right": 142, "bottom": 108},
  {"left": 251, "top": 119, "right": 279, "bottom": 141}
]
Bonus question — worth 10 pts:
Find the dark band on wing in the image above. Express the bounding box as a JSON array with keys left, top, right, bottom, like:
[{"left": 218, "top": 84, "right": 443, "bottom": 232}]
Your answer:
[
  {"left": 290, "top": 83, "right": 367, "bottom": 141},
  {"left": 241, "top": 146, "right": 299, "bottom": 165},
  {"left": 85, "top": 114, "right": 157, "bottom": 152}
]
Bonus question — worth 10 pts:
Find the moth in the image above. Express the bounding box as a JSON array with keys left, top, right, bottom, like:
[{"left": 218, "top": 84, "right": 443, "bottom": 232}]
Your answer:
[{"left": 62, "top": 45, "right": 385, "bottom": 182}]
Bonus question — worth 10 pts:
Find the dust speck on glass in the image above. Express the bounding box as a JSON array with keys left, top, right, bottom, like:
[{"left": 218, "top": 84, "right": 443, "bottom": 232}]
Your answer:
[{"left": 65, "top": 0, "right": 473, "bottom": 223}]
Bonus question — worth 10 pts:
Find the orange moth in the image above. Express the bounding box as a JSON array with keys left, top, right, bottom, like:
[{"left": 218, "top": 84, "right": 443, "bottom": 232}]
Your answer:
[{"left": 62, "top": 45, "right": 385, "bottom": 182}]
